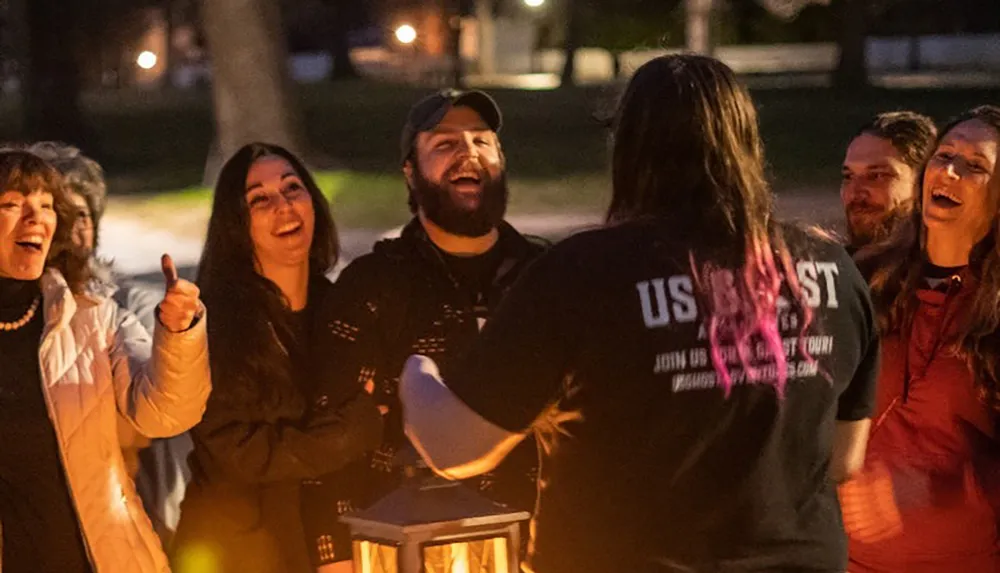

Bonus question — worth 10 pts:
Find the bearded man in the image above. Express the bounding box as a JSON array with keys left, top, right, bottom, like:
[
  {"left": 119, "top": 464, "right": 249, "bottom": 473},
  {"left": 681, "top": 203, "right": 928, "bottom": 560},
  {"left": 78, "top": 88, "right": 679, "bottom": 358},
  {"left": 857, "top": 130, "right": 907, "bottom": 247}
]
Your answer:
[
  {"left": 301, "top": 89, "right": 545, "bottom": 571},
  {"left": 840, "top": 111, "right": 937, "bottom": 255}
]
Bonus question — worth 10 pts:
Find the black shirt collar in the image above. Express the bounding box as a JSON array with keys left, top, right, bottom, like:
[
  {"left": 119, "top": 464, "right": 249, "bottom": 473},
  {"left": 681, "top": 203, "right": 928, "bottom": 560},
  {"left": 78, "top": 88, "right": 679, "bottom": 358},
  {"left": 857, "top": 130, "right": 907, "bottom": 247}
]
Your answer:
[{"left": 0, "top": 277, "right": 40, "bottom": 320}]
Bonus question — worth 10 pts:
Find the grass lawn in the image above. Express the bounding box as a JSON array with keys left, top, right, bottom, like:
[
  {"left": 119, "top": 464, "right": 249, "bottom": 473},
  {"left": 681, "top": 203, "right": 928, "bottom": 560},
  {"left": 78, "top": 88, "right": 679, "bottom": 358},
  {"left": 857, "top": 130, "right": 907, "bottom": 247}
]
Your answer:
[
  {"left": 1, "top": 79, "right": 997, "bottom": 228},
  {"left": 121, "top": 169, "right": 610, "bottom": 231}
]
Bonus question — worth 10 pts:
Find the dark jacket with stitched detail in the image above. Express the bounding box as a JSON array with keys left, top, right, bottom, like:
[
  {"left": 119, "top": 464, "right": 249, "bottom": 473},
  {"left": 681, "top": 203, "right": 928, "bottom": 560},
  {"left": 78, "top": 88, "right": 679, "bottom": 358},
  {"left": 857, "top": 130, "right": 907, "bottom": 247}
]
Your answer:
[
  {"left": 171, "top": 277, "right": 384, "bottom": 573},
  {"left": 302, "top": 218, "right": 547, "bottom": 564}
]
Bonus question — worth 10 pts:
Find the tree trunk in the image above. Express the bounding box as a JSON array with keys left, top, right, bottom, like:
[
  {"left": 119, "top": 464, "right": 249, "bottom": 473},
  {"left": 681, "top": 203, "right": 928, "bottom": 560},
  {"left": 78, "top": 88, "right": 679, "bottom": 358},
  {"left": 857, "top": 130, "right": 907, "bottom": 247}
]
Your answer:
[
  {"left": 163, "top": 0, "right": 176, "bottom": 88},
  {"left": 474, "top": 0, "right": 496, "bottom": 76},
  {"left": 449, "top": 0, "right": 465, "bottom": 88},
  {"left": 327, "top": 0, "right": 360, "bottom": 80},
  {"left": 4, "top": 0, "right": 30, "bottom": 100},
  {"left": 733, "top": 0, "right": 755, "bottom": 45},
  {"left": 21, "top": 0, "right": 88, "bottom": 144},
  {"left": 560, "top": 0, "right": 580, "bottom": 88},
  {"left": 833, "top": 0, "right": 868, "bottom": 89},
  {"left": 685, "top": 0, "right": 713, "bottom": 55},
  {"left": 201, "top": 0, "right": 304, "bottom": 166}
]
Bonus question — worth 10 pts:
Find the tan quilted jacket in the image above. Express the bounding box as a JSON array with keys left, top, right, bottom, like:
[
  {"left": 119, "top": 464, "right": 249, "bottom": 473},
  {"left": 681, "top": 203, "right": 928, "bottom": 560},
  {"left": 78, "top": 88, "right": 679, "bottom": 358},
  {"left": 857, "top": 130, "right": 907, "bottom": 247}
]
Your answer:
[{"left": 0, "top": 269, "right": 211, "bottom": 572}]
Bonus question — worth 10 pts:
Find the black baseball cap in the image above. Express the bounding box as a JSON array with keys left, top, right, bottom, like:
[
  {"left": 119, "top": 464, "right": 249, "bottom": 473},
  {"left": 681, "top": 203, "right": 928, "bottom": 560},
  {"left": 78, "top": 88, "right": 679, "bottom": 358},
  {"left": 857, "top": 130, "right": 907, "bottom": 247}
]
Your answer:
[{"left": 399, "top": 89, "right": 503, "bottom": 164}]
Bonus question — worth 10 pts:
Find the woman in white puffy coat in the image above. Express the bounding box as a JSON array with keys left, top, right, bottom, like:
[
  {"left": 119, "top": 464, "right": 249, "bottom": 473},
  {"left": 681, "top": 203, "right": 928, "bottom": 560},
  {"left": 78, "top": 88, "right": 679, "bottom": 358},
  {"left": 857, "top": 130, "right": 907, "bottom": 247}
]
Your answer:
[{"left": 0, "top": 149, "right": 211, "bottom": 572}]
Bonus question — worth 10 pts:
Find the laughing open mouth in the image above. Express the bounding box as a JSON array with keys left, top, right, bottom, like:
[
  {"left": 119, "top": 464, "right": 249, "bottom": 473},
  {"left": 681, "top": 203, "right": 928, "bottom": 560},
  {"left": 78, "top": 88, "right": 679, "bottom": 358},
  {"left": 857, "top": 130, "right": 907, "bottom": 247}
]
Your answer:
[
  {"left": 931, "top": 188, "right": 963, "bottom": 208},
  {"left": 274, "top": 221, "right": 303, "bottom": 237},
  {"left": 14, "top": 236, "right": 44, "bottom": 252},
  {"left": 848, "top": 204, "right": 880, "bottom": 216},
  {"left": 449, "top": 170, "right": 483, "bottom": 189}
]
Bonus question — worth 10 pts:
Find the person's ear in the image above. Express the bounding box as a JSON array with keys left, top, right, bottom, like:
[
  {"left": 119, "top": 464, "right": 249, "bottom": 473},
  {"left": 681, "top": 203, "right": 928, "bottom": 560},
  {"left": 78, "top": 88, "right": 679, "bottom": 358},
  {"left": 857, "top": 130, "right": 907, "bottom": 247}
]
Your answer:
[{"left": 403, "top": 160, "right": 415, "bottom": 189}]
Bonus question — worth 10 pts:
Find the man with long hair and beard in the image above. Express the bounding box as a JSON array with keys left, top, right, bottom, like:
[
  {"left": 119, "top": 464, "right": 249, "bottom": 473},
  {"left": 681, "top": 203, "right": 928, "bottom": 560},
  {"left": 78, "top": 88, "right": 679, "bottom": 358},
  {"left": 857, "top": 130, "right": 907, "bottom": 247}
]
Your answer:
[
  {"left": 398, "top": 55, "right": 880, "bottom": 573},
  {"left": 301, "top": 89, "right": 545, "bottom": 571},
  {"left": 840, "top": 112, "right": 937, "bottom": 255}
]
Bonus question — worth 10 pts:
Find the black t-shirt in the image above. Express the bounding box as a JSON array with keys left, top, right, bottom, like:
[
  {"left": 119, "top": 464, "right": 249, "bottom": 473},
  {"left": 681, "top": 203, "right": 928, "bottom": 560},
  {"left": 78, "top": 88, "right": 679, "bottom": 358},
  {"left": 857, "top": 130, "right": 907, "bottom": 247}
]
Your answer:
[
  {"left": 0, "top": 279, "right": 93, "bottom": 572},
  {"left": 445, "top": 221, "right": 879, "bottom": 573},
  {"left": 923, "top": 261, "right": 967, "bottom": 290},
  {"left": 436, "top": 244, "right": 505, "bottom": 324}
]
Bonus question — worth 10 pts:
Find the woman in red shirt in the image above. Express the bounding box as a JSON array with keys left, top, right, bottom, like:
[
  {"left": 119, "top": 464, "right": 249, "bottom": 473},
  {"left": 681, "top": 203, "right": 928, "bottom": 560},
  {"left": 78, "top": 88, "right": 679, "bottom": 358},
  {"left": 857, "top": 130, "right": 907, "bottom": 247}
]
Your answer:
[{"left": 845, "top": 105, "right": 1000, "bottom": 572}]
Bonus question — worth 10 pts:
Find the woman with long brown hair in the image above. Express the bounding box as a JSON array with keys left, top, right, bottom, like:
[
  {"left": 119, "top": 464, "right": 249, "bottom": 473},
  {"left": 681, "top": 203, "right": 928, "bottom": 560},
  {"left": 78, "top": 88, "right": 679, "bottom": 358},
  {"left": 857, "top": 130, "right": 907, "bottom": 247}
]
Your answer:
[
  {"left": 171, "top": 143, "right": 382, "bottom": 573},
  {"left": 398, "top": 54, "right": 879, "bottom": 573},
  {"left": 844, "top": 105, "right": 1000, "bottom": 572},
  {"left": 0, "top": 150, "right": 210, "bottom": 572}
]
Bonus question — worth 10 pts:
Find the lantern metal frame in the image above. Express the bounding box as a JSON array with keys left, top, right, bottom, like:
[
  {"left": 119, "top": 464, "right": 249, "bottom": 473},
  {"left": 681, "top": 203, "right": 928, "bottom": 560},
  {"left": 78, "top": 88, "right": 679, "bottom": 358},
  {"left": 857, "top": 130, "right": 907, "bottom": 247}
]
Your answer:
[{"left": 342, "top": 476, "right": 530, "bottom": 573}]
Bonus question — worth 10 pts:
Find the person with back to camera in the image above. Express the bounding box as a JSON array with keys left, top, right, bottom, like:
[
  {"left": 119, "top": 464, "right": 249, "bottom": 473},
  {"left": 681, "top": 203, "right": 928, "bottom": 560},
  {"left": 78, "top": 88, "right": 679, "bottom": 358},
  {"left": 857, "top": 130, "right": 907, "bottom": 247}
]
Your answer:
[{"left": 399, "top": 54, "right": 880, "bottom": 573}]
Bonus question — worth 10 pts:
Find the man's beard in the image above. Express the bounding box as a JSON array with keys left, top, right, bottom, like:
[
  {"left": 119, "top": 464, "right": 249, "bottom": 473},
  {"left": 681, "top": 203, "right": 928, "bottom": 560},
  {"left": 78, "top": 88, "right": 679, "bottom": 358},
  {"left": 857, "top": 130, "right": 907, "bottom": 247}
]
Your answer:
[
  {"left": 410, "top": 162, "right": 508, "bottom": 238},
  {"left": 845, "top": 202, "right": 883, "bottom": 248}
]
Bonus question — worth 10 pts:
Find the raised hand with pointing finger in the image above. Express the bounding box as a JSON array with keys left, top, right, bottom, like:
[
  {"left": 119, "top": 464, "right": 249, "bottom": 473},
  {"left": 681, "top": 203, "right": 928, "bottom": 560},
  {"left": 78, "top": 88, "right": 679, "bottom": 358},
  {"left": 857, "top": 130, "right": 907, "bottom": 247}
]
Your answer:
[{"left": 157, "top": 253, "right": 204, "bottom": 332}]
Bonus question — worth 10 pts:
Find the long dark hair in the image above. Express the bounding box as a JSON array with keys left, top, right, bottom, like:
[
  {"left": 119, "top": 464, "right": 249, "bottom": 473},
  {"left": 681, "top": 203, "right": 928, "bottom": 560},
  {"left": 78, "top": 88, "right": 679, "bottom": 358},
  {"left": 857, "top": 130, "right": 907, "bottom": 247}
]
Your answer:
[
  {"left": 0, "top": 149, "right": 91, "bottom": 293},
  {"left": 607, "top": 54, "right": 814, "bottom": 398},
  {"left": 197, "top": 142, "right": 339, "bottom": 407},
  {"left": 864, "top": 105, "right": 1000, "bottom": 410}
]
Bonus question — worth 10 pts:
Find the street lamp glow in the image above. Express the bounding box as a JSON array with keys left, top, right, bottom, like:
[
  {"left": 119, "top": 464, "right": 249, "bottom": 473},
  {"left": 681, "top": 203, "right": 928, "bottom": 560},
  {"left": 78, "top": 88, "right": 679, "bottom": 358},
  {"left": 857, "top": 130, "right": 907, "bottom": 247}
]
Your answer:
[
  {"left": 524, "top": 0, "right": 545, "bottom": 7},
  {"left": 136, "top": 51, "right": 158, "bottom": 70},
  {"left": 395, "top": 24, "right": 417, "bottom": 45}
]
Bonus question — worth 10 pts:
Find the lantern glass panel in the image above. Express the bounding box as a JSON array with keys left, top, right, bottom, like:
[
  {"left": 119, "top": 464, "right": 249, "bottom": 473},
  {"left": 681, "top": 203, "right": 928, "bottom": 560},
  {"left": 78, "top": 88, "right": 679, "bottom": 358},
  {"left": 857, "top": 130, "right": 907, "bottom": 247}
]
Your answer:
[
  {"left": 352, "top": 540, "right": 399, "bottom": 573},
  {"left": 422, "top": 537, "right": 509, "bottom": 573}
]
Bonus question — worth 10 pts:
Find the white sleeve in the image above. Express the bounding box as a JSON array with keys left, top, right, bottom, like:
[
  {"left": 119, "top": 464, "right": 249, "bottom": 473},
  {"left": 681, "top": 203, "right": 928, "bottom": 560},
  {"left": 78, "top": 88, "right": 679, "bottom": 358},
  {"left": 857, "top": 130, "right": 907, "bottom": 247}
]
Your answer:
[
  {"left": 110, "top": 300, "right": 212, "bottom": 438},
  {"left": 400, "top": 355, "right": 526, "bottom": 480}
]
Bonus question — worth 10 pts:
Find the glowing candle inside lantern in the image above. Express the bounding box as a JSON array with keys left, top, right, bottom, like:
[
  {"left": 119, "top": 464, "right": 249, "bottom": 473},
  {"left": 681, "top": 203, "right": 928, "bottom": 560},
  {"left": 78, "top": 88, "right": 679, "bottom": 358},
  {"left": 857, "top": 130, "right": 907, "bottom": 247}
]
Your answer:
[
  {"left": 359, "top": 541, "right": 372, "bottom": 573},
  {"left": 493, "top": 538, "right": 508, "bottom": 571},
  {"left": 451, "top": 544, "right": 469, "bottom": 573}
]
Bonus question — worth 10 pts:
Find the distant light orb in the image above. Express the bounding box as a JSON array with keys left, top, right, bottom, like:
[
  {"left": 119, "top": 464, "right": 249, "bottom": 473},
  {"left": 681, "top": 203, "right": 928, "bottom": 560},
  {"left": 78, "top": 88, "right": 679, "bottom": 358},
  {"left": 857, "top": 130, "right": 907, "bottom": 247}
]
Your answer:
[
  {"left": 395, "top": 25, "right": 417, "bottom": 45},
  {"left": 524, "top": 0, "right": 545, "bottom": 7},
  {"left": 137, "top": 51, "right": 158, "bottom": 70}
]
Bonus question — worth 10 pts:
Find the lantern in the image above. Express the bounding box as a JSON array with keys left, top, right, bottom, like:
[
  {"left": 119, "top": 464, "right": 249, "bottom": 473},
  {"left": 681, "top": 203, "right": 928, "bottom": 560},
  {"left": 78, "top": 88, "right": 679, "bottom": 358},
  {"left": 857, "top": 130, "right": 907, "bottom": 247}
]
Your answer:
[{"left": 341, "top": 456, "right": 530, "bottom": 573}]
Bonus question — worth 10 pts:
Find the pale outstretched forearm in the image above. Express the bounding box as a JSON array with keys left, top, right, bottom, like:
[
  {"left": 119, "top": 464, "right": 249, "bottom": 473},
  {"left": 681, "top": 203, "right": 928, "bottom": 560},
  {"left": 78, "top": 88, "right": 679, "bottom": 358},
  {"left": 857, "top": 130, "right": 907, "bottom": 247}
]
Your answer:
[{"left": 400, "top": 355, "right": 525, "bottom": 480}]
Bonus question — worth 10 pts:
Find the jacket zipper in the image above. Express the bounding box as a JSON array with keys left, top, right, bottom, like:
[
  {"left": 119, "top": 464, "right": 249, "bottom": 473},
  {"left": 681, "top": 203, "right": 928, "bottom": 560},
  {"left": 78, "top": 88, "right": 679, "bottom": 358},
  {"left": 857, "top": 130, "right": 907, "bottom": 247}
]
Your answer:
[
  {"left": 38, "top": 317, "right": 99, "bottom": 570},
  {"left": 901, "top": 274, "right": 964, "bottom": 404}
]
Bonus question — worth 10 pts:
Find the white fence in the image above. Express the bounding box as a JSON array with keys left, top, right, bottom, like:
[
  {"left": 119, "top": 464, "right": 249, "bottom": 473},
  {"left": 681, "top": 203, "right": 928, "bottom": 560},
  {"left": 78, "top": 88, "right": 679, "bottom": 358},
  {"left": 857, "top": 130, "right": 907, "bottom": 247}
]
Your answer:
[
  {"left": 535, "top": 34, "right": 1000, "bottom": 80},
  {"left": 159, "top": 33, "right": 1000, "bottom": 90}
]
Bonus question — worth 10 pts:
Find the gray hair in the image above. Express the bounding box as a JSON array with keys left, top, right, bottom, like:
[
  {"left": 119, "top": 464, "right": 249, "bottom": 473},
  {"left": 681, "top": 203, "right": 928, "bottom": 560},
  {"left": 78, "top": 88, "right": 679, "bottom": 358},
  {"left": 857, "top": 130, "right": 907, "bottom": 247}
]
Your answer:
[{"left": 27, "top": 141, "right": 108, "bottom": 233}]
